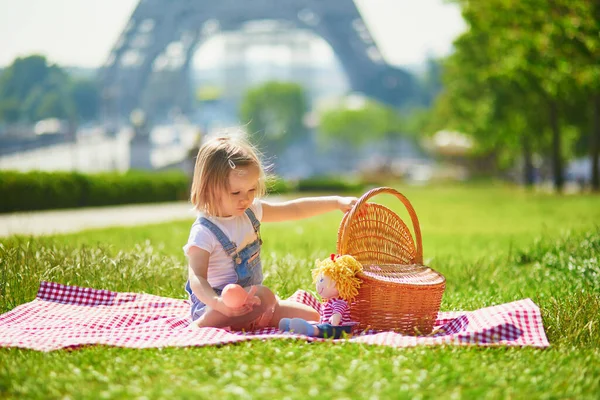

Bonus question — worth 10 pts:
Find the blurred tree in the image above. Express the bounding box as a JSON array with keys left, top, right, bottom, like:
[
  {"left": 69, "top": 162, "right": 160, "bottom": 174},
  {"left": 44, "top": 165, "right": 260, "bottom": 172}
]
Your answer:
[
  {"left": 420, "top": 58, "right": 444, "bottom": 107},
  {"left": 0, "top": 55, "right": 99, "bottom": 124},
  {"left": 437, "top": 0, "right": 599, "bottom": 191},
  {"left": 22, "top": 85, "right": 47, "bottom": 122},
  {"left": 239, "top": 81, "right": 308, "bottom": 156},
  {"left": 554, "top": 0, "right": 600, "bottom": 191},
  {"left": 398, "top": 106, "right": 434, "bottom": 141},
  {"left": 70, "top": 79, "right": 100, "bottom": 122},
  {"left": 318, "top": 98, "right": 401, "bottom": 147},
  {"left": 0, "top": 55, "right": 51, "bottom": 103},
  {"left": 36, "top": 92, "right": 74, "bottom": 121},
  {"left": 433, "top": 49, "right": 550, "bottom": 185},
  {"left": 0, "top": 98, "right": 21, "bottom": 123}
]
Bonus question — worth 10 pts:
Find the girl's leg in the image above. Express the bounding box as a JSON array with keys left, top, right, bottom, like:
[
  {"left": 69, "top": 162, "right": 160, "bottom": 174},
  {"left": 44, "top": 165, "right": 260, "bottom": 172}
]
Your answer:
[
  {"left": 195, "top": 285, "right": 277, "bottom": 330},
  {"left": 270, "top": 299, "right": 320, "bottom": 326},
  {"left": 249, "top": 287, "right": 320, "bottom": 328},
  {"left": 195, "top": 308, "right": 235, "bottom": 329},
  {"left": 195, "top": 286, "right": 319, "bottom": 330}
]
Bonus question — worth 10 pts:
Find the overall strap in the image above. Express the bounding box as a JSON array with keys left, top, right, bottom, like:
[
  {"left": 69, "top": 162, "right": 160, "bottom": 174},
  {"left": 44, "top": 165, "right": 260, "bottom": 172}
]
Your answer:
[
  {"left": 199, "top": 217, "right": 237, "bottom": 256},
  {"left": 244, "top": 208, "right": 261, "bottom": 233}
]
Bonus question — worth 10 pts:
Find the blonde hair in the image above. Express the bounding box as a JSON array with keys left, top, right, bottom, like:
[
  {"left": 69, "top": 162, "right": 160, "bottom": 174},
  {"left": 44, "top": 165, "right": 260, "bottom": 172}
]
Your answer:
[
  {"left": 190, "top": 133, "right": 266, "bottom": 216},
  {"left": 312, "top": 255, "right": 364, "bottom": 302}
]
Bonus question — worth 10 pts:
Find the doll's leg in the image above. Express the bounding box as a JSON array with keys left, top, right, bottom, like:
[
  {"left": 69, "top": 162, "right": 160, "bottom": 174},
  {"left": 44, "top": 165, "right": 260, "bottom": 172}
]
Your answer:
[
  {"left": 278, "top": 318, "right": 291, "bottom": 331},
  {"left": 315, "top": 324, "right": 352, "bottom": 339},
  {"left": 289, "top": 318, "right": 318, "bottom": 336},
  {"left": 285, "top": 321, "right": 351, "bottom": 338}
]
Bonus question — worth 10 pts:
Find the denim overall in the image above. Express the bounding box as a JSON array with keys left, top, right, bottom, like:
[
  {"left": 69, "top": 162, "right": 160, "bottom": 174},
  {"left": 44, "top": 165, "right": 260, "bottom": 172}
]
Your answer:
[{"left": 185, "top": 208, "right": 263, "bottom": 321}]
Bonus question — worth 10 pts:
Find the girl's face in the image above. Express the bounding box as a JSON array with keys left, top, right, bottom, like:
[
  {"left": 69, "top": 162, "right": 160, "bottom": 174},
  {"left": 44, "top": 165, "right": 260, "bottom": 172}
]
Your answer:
[
  {"left": 218, "top": 164, "right": 260, "bottom": 217},
  {"left": 315, "top": 272, "right": 339, "bottom": 299}
]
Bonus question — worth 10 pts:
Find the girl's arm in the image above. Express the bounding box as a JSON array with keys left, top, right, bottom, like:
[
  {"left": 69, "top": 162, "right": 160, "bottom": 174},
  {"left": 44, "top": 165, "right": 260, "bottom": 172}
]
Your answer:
[
  {"left": 187, "top": 246, "right": 254, "bottom": 317},
  {"left": 261, "top": 196, "right": 357, "bottom": 223}
]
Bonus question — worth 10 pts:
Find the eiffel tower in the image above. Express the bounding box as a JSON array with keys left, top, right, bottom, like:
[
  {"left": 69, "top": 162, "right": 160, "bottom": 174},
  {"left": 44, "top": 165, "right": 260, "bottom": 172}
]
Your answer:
[{"left": 100, "top": 0, "right": 416, "bottom": 124}]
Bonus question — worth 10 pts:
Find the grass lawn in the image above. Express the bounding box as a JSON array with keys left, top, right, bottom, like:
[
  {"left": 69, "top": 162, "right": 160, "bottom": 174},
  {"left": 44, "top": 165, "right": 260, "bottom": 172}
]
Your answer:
[{"left": 1, "top": 182, "right": 599, "bottom": 399}]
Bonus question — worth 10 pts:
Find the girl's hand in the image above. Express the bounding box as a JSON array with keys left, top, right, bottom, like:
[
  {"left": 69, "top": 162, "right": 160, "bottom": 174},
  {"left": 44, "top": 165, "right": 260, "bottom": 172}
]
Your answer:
[
  {"left": 214, "top": 297, "right": 255, "bottom": 317},
  {"left": 337, "top": 196, "right": 358, "bottom": 213},
  {"left": 244, "top": 285, "right": 262, "bottom": 306}
]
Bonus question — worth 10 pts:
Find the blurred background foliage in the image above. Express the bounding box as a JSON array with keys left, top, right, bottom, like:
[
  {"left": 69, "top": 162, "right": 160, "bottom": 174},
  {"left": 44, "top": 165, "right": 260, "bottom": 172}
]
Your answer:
[{"left": 0, "top": 0, "right": 598, "bottom": 202}]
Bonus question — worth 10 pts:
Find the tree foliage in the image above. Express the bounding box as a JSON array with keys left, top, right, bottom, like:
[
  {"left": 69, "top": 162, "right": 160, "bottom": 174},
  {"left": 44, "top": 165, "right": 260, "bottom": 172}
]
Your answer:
[
  {"left": 239, "top": 81, "right": 308, "bottom": 156},
  {"left": 70, "top": 79, "right": 100, "bottom": 121},
  {"left": 318, "top": 98, "right": 402, "bottom": 148},
  {"left": 0, "top": 55, "right": 99, "bottom": 124},
  {"left": 419, "top": 58, "right": 444, "bottom": 107},
  {"left": 434, "top": 0, "right": 600, "bottom": 190}
]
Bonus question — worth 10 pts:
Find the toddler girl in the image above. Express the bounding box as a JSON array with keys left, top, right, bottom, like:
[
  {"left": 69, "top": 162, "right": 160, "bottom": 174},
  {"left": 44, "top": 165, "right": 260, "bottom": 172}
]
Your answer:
[{"left": 184, "top": 133, "right": 356, "bottom": 330}]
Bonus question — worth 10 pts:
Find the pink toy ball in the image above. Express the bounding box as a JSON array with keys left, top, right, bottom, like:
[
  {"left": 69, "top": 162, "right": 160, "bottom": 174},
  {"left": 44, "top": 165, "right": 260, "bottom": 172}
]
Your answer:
[{"left": 221, "top": 284, "right": 248, "bottom": 308}]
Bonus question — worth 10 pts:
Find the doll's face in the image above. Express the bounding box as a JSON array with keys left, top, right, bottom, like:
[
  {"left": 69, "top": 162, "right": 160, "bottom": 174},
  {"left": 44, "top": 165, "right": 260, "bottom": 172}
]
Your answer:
[{"left": 315, "top": 272, "right": 339, "bottom": 299}]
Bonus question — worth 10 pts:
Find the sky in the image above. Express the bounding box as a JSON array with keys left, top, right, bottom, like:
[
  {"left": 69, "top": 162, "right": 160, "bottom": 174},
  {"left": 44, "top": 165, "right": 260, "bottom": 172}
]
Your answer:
[{"left": 0, "top": 0, "right": 466, "bottom": 69}]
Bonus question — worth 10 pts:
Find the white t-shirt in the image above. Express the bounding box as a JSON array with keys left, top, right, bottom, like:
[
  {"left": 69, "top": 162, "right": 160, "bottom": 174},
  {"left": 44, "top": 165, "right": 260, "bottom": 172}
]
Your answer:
[{"left": 183, "top": 199, "right": 263, "bottom": 289}]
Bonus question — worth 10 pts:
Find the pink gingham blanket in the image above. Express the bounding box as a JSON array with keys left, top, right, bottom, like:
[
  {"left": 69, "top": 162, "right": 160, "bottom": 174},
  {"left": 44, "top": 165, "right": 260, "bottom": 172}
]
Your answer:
[{"left": 0, "top": 281, "right": 549, "bottom": 351}]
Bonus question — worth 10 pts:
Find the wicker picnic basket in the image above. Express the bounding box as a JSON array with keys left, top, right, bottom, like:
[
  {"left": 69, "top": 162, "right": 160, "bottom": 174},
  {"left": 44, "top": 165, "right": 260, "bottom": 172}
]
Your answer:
[{"left": 337, "top": 187, "right": 445, "bottom": 335}]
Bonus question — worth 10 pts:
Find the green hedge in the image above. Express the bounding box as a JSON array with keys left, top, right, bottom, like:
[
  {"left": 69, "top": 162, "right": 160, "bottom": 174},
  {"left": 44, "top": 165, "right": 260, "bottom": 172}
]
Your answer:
[
  {"left": 267, "top": 176, "right": 366, "bottom": 195},
  {"left": 296, "top": 176, "right": 365, "bottom": 193},
  {"left": 0, "top": 170, "right": 189, "bottom": 213},
  {"left": 0, "top": 170, "right": 367, "bottom": 213},
  {"left": 265, "top": 175, "right": 294, "bottom": 194}
]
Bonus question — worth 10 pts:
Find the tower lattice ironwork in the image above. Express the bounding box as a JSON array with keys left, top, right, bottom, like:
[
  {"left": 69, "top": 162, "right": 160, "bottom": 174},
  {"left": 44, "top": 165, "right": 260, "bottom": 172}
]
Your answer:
[{"left": 100, "top": 0, "right": 416, "bottom": 123}]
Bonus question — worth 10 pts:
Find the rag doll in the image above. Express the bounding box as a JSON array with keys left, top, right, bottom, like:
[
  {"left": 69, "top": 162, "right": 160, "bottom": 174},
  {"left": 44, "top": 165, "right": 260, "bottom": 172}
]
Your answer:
[{"left": 279, "top": 254, "right": 363, "bottom": 338}]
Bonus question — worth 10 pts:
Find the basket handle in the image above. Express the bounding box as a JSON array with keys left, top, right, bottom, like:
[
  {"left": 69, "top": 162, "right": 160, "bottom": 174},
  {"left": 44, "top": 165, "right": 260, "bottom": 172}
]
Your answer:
[{"left": 339, "top": 187, "right": 423, "bottom": 264}]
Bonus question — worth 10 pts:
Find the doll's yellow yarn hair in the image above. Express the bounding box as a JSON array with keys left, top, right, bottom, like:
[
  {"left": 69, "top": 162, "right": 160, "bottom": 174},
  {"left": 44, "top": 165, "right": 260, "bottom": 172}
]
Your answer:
[{"left": 312, "top": 254, "right": 363, "bottom": 302}]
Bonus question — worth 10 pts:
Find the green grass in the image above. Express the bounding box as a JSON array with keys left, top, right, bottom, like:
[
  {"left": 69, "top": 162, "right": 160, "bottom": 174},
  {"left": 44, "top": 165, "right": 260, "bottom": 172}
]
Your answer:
[{"left": 1, "top": 182, "right": 600, "bottom": 399}]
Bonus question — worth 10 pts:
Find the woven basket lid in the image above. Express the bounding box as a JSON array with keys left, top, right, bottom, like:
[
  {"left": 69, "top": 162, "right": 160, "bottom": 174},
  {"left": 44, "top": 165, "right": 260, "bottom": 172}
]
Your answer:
[
  {"left": 337, "top": 187, "right": 423, "bottom": 265},
  {"left": 360, "top": 264, "right": 445, "bottom": 286}
]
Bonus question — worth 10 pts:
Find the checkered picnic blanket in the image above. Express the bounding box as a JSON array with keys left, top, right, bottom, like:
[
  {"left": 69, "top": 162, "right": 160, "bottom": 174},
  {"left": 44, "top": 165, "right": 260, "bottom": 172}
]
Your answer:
[{"left": 0, "top": 281, "right": 549, "bottom": 351}]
